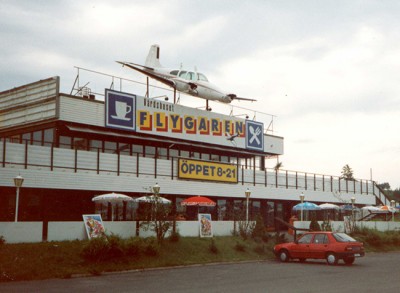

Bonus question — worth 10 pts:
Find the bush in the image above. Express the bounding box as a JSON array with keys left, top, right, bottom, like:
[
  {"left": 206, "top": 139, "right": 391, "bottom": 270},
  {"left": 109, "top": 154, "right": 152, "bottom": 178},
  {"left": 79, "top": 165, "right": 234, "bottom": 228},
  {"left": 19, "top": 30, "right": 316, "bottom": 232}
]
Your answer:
[
  {"left": 81, "top": 237, "right": 111, "bottom": 262},
  {"left": 144, "top": 239, "right": 160, "bottom": 256},
  {"left": 251, "top": 214, "right": 266, "bottom": 240},
  {"left": 169, "top": 231, "right": 181, "bottom": 243},
  {"left": 234, "top": 241, "right": 246, "bottom": 252},
  {"left": 253, "top": 244, "right": 265, "bottom": 255},
  {"left": 124, "top": 237, "right": 141, "bottom": 257},
  {"left": 209, "top": 239, "right": 219, "bottom": 254},
  {"left": 107, "top": 234, "right": 125, "bottom": 258}
]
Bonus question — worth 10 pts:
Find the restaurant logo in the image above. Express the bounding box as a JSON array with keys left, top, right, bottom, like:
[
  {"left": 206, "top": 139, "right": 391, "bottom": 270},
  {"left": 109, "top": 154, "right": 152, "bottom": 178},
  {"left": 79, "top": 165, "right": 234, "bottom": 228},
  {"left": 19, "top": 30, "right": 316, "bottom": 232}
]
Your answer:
[
  {"left": 246, "top": 120, "right": 264, "bottom": 151},
  {"left": 105, "top": 89, "right": 136, "bottom": 131}
]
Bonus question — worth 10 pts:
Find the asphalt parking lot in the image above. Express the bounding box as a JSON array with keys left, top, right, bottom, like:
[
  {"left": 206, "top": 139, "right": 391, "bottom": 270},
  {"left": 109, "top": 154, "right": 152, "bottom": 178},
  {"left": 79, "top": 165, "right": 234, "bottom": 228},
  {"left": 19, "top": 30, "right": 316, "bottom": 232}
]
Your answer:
[{"left": 0, "top": 251, "right": 399, "bottom": 293}]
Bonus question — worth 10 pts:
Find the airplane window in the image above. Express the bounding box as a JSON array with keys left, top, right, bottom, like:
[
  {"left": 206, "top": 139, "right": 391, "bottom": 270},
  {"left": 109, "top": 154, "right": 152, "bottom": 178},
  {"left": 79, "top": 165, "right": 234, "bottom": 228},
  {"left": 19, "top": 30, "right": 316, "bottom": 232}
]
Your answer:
[
  {"left": 170, "top": 70, "right": 179, "bottom": 76},
  {"left": 179, "top": 71, "right": 187, "bottom": 78},
  {"left": 188, "top": 72, "right": 195, "bottom": 80},
  {"left": 198, "top": 73, "right": 208, "bottom": 82}
]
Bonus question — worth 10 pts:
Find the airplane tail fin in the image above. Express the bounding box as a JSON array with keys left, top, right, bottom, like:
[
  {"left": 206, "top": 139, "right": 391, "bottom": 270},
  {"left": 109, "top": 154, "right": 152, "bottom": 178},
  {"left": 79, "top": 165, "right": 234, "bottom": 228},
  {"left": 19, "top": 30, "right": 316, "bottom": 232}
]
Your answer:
[{"left": 145, "top": 44, "right": 162, "bottom": 68}]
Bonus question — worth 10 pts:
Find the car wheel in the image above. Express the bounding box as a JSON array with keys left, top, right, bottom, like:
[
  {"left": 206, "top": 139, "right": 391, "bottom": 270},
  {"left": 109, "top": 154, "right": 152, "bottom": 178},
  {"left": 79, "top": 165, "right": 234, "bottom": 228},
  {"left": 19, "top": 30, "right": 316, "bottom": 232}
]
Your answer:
[
  {"left": 343, "top": 257, "right": 355, "bottom": 265},
  {"left": 279, "top": 249, "right": 290, "bottom": 262},
  {"left": 326, "top": 253, "right": 338, "bottom": 265}
]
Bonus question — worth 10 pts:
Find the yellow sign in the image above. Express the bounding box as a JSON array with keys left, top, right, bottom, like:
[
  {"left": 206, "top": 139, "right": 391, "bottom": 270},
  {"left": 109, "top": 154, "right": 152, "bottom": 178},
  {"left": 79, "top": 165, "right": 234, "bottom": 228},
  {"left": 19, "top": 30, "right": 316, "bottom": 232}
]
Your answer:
[{"left": 178, "top": 159, "right": 238, "bottom": 183}]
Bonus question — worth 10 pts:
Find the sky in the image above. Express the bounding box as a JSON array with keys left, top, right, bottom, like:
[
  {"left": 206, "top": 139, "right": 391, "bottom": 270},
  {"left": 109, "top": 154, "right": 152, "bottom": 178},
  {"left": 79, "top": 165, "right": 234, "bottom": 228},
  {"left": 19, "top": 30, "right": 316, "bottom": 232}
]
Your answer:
[{"left": 1, "top": 0, "right": 399, "bottom": 188}]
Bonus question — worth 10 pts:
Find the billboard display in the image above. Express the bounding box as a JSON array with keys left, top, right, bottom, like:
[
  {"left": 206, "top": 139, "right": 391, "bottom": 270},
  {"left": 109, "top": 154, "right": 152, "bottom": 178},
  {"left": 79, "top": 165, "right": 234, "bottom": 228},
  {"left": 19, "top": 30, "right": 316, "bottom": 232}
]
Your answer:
[
  {"left": 105, "top": 89, "right": 264, "bottom": 152},
  {"left": 178, "top": 158, "right": 238, "bottom": 183}
]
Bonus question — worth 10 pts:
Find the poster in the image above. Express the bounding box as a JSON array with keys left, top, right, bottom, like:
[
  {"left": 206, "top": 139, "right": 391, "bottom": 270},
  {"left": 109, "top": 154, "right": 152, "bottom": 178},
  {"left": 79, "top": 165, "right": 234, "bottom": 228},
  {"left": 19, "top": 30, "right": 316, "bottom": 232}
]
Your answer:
[
  {"left": 198, "top": 213, "right": 213, "bottom": 237},
  {"left": 83, "top": 214, "right": 106, "bottom": 239}
]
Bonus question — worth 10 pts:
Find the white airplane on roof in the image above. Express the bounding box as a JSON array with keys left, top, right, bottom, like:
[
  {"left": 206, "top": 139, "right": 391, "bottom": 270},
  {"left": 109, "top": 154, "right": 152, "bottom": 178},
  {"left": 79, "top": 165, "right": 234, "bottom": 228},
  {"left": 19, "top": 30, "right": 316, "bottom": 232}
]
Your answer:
[{"left": 117, "top": 44, "right": 256, "bottom": 109}]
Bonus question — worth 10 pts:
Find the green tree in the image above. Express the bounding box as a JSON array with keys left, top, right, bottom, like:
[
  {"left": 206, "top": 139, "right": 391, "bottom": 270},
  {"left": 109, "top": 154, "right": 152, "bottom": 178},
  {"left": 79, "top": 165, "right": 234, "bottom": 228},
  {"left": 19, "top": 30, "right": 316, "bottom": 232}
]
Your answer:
[
  {"left": 340, "top": 164, "right": 355, "bottom": 181},
  {"left": 378, "top": 182, "right": 391, "bottom": 190},
  {"left": 140, "top": 195, "right": 173, "bottom": 244}
]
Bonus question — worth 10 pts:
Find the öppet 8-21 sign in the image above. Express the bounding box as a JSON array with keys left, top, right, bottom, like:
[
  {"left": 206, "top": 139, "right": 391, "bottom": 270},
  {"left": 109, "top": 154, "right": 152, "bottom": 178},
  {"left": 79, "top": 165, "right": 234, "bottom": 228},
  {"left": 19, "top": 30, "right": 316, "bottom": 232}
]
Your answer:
[{"left": 178, "top": 159, "right": 238, "bottom": 183}]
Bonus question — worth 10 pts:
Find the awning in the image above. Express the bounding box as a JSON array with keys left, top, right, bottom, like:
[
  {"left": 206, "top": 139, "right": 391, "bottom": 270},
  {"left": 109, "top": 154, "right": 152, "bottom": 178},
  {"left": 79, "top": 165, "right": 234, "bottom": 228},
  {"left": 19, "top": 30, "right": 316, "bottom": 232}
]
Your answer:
[{"left": 64, "top": 124, "right": 262, "bottom": 156}]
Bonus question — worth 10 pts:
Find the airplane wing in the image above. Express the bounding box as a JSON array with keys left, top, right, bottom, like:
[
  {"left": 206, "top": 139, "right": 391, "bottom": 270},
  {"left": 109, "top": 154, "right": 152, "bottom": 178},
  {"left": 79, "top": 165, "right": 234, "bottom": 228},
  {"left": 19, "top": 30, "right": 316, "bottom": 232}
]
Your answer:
[
  {"left": 116, "top": 61, "right": 176, "bottom": 88},
  {"left": 227, "top": 94, "right": 257, "bottom": 102}
]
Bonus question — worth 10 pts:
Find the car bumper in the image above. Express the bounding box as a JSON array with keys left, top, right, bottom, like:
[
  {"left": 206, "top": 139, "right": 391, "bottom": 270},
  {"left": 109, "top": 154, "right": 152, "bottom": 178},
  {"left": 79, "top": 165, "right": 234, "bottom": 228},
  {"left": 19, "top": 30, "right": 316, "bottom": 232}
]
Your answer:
[{"left": 337, "top": 251, "right": 365, "bottom": 258}]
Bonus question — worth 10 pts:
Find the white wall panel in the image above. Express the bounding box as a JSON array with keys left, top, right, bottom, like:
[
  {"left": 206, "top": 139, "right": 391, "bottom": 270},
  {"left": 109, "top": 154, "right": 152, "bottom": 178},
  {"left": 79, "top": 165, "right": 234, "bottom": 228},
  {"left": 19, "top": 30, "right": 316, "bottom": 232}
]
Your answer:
[{"left": 59, "top": 95, "right": 104, "bottom": 126}]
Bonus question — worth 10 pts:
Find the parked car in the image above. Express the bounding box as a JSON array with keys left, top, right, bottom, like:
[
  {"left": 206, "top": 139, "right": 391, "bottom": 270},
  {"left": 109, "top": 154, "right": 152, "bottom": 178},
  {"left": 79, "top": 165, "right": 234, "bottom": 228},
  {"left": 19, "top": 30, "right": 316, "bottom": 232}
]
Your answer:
[{"left": 273, "top": 231, "right": 365, "bottom": 265}]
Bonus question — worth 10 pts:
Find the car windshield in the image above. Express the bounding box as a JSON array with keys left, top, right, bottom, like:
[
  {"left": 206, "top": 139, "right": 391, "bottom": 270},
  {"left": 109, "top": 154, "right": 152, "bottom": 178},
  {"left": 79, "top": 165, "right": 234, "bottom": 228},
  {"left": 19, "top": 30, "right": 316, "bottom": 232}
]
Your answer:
[{"left": 333, "top": 233, "right": 357, "bottom": 242}]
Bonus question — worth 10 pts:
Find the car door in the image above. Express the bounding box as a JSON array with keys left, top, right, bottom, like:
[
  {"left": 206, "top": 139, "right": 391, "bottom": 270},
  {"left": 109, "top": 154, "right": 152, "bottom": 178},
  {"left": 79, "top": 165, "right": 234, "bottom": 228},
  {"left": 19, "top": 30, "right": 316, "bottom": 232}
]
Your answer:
[
  {"left": 290, "top": 233, "right": 313, "bottom": 258},
  {"left": 308, "top": 233, "right": 329, "bottom": 259}
]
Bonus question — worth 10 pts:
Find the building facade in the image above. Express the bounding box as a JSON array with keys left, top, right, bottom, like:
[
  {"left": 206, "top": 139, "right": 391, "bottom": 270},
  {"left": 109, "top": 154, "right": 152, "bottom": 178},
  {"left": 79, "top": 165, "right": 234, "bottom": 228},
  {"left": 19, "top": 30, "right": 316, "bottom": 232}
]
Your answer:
[{"left": 0, "top": 75, "right": 389, "bottom": 236}]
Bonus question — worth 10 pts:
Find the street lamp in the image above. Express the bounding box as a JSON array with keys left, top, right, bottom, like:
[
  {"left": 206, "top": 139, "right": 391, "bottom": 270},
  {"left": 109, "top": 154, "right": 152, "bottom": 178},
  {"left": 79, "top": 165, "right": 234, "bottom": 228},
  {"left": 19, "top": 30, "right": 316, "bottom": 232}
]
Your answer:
[
  {"left": 13, "top": 175, "right": 24, "bottom": 222},
  {"left": 299, "top": 192, "right": 305, "bottom": 222},
  {"left": 153, "top": 182, "right": 160, "bottom": 195},
  {"left": 245, "top": 188, "right": 251, "bottom": 223},
  {"left": 391, "top": 200, "right": 395, "bottom": 222}
]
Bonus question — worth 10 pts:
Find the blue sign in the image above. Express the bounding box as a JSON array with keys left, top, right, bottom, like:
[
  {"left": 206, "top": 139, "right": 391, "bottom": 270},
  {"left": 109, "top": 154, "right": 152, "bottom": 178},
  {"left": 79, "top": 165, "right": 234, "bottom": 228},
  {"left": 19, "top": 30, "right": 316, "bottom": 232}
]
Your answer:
[
  {"left": 105, "top": 89, "right": 136, "bottom": 131},
  {"left": 245, "top": 120, "right": 264, "bottom": 151}
]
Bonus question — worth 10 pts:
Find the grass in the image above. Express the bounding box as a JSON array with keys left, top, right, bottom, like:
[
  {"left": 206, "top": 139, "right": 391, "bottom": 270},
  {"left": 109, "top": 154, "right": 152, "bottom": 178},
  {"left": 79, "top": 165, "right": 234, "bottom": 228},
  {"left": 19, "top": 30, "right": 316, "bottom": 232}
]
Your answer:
[
  {"left": 0, "top": 236, "right": 276, "bottom": 282},
  {"left": 1, "top": 229, "right": 399, "bottom": 283}
]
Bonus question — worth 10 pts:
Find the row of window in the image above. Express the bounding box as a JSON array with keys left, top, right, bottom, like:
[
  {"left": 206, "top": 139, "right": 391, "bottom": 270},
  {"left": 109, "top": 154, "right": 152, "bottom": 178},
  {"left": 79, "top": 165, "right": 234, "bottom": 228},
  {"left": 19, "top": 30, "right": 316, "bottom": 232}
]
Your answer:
[{"left": 1, "top": 127, "right": 265, "bottom": 168}]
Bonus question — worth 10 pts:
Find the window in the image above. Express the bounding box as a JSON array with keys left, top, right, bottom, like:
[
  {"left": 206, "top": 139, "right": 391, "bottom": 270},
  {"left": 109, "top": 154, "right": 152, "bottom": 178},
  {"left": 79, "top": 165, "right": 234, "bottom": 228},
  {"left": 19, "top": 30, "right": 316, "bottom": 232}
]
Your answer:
[
  {"left": 178, "top": 71, "right": 187, "bottom": 78},
  {"left": 170, "top": 70, "right": 179, "bottom": 76},
  {"left": 90, "top": 140, "right": 102, "bottom": 152},
  {"left": 145, "top": 146, "right": 156, "bottom": 158},
  {"left": 169, "top": 149, "right": 179, "bottom": 158},
  {"left": 298, "top": 234, "right": 313, "bottom": 244},
  {"left": 22, "top": 133, "right": 31, "bottom": 144},
  {"left": 104, "top": 141, "right": 117, "bottom": 154},
  {"left": 59, "top": 136, "right": 72, "bottom": 149},
  {"left": 43, "top": 129, "right": 54, "bottom": 146},
  {"left": 187, "top": 72, "right": 195, "bottom": 80},
  {"left": 313, "top": 234, "right": 328, "bottom": 244},
  {"left": 132, "top": 144, "right": 143, "bottom": 155},
  {"left": 10, "top": 134, "right": 21, "bottom": 143},
  {"left": 32, "top": 131, "right": 42, "bottom": 146},
  {"left": 157, "top": 147, "right": 168, "bottom": 159},
  {"left": 198, "top": 73, "right": 208, "bottom": 82},
  {"left": 74, "top": 137, "right": 88, "bottom": 150},
  {"left": 118, "top": 143, "right": 131, "bottom": 155},
  {"left": 180, "top": 150, "right": 189, "bottom": 158}
]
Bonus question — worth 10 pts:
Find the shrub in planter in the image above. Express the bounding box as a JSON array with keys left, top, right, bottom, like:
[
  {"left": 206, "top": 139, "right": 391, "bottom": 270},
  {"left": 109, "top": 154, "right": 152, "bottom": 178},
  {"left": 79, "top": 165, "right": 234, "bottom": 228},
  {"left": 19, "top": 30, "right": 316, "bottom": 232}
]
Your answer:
[
  {"left": 81, "top": 237, "right": 110, "bottom": 262},
  {"left": 124, "top": 237, "right": 141, "bottom": 256},
  {"left": 209, "top": 239, "right": 219, "bottom": 254},
  {"left": 169, "top": 231, "right": 181, "bottom": 243}
]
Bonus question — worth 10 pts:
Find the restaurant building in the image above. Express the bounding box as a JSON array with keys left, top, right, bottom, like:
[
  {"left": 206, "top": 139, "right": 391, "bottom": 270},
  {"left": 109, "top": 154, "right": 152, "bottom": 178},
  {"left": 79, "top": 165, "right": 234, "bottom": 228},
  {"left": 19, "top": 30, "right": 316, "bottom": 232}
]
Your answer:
[{"left": 0, "top": 71, "right": 389, "bottom": 236}]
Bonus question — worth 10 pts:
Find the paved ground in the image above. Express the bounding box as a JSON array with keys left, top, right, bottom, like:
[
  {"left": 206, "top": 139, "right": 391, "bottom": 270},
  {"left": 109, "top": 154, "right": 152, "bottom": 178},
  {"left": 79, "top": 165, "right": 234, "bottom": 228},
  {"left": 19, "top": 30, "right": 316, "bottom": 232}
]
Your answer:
[{"left": 0, "top": 252, "right": 399, "bottom": 293}]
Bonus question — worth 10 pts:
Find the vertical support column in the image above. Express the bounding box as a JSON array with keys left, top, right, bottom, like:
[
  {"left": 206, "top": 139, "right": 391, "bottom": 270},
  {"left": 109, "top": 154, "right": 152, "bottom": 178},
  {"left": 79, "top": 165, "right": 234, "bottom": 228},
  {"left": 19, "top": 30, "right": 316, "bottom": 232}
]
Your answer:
[
  {"left": 136, "top": 152, "right": 139, "bottom": 177},
  {"left": 24, "top": 141, "right": 28, "bottom": 169},
  {"left": 97, "top": 148, "right": 100, "bottom": 174},
  {"left": 74, "top": 148, "right": 78, "bottom": 173},
  {"left": 2, "top": 139, "right": 6, "bottom": 167},
  {"left": 50, "top": 143, "right": 54, "bottom": 171}
]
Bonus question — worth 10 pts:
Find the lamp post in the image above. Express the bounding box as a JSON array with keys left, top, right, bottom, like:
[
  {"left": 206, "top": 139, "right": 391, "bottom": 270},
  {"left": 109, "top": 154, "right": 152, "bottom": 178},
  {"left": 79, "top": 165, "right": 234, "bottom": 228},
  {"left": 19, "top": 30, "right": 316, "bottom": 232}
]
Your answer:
[
  {"left": 299, "top": 192, "right": 305, "bottom": 222},
  {"left": 391, "top": 200, "right": 395, "bottom": 222},
  {"left": 245, "top": 188, "right": 251, "bottom": 224},
  {"left": 153, "top": 182, "right": 160, "bottom": 196},
  {"left": 13, "top": 175, "right": 24, "bottom": 222},
  {"left": 351, "top": 197, "right": 356, "bottom": 222}
]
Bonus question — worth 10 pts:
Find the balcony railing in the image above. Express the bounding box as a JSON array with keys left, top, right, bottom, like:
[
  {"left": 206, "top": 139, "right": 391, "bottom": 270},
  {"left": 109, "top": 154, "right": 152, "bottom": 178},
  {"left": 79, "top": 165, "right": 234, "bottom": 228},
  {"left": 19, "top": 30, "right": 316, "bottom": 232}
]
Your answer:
[{"left": 0, "top": 140, "right": 390, "bottom": 204}]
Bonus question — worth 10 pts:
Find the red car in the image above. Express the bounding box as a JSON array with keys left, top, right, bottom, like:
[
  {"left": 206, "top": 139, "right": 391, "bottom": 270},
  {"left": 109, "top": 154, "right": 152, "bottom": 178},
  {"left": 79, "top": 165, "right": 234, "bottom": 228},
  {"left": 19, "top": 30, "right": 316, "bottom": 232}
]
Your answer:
[{"left": 273, "top": 231, "right": 365, "bottom": 265}]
